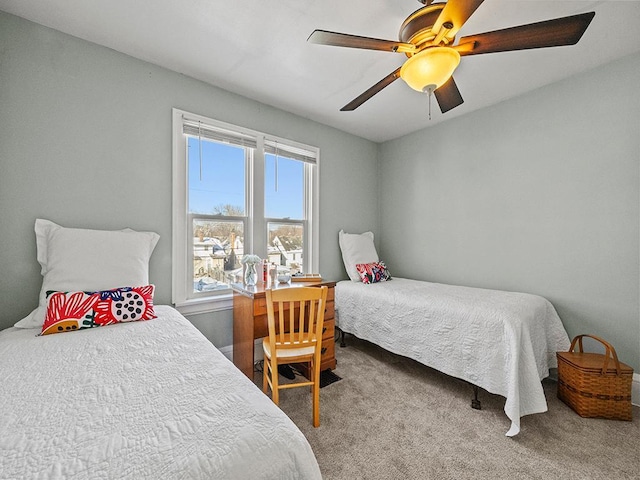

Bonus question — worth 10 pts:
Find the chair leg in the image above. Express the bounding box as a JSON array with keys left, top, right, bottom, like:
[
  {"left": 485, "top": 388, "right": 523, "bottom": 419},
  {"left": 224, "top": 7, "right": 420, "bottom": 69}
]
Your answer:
[
  {"left": 312, "top": 358, "right": 320, "bottom": 427},
  {"left": 271, "top": 360, "right": 280, "bottom": 405},
  {"left": 262, "top": 353, "right": 269, "bottom": 395}
]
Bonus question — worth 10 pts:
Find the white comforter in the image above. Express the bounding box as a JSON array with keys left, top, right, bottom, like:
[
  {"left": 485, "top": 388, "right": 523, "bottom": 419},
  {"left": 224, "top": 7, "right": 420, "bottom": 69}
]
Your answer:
[
  {"left": 336, "top": 279, "right": 570, "bottom": 436},
  {"left": 0, "top": 305, "right": 321, "bottom": 479}
]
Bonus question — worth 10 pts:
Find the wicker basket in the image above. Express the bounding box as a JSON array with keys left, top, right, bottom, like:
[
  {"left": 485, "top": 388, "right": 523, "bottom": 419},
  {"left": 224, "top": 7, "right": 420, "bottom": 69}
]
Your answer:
[{"left": 557, "top": 334, "right": 633, "bottom": 421}]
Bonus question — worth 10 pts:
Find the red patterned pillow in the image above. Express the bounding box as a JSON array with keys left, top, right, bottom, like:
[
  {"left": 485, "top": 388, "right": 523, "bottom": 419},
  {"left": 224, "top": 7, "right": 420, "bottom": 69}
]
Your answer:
[
  {"left": 355, "top": 262, "right": 392, "bottom": 284},
  {"left": 41, "top": 285, "right": 156, "bottom": 335}
]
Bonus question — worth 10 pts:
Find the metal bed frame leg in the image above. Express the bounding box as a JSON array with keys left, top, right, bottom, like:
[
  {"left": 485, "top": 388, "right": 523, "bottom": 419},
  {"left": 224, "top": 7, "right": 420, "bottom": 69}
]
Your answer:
[
  {"left": 337, "top": 327, "right": 347, "bottom": 348},
  {"left": 471, "top": 385, "right": 482, "bottom": 410}
]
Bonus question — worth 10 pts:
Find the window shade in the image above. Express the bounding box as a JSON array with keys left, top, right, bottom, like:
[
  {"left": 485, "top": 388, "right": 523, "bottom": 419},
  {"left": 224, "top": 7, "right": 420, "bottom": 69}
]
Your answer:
[
  {"left": 183, "top": 119, "right": 257, "bottom": 149},
  {"left": 265, "top": 139, "right": 317, "bottom": 165},
  {"left": 182, "top": 118, "right": 317, "bottom": 164}
]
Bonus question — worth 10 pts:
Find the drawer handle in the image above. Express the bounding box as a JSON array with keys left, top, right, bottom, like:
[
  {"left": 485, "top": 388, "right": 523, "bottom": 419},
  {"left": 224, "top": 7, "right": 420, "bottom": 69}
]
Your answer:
[
  {"left": 322, "top": 327, "right": 327, "bottom": 334},
  {"left": 321, "top": 347, "right": 327, "bottom": 355}
]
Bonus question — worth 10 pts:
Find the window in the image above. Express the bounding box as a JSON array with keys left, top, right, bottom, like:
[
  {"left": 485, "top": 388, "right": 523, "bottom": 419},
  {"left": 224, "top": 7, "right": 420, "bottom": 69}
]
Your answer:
[{"left": 172, "top": 109, "right": 319, "bottom": 314}]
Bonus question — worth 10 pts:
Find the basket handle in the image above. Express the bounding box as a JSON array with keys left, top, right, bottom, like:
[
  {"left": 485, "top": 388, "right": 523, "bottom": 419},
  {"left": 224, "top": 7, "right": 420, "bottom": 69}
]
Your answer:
[{"left": 569, "top": 334, "right": 622, "bottom": 376}]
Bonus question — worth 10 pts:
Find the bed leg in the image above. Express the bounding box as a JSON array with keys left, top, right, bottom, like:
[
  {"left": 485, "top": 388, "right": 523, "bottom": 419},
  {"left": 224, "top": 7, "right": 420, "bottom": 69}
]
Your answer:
[
  {"left": 471, "top": 385, "right": 482, "bottom": 410},
  {"left": 337, "top": 327, "right": 347, "bottom": 348}
]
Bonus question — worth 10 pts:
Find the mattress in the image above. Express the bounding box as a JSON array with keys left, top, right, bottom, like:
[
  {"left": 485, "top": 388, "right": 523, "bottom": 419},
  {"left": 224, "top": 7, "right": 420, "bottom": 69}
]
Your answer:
[
  {"left": 0, "top": 305, "right": 321, "bottom": 479},
  {"left": 335, "top": 278, "right": 571, "bottom": 436}
]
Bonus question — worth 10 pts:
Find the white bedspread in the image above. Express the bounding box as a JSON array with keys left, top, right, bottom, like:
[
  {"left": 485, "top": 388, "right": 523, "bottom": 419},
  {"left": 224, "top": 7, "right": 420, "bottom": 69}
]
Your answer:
[
  {"left": 0, "top": 305, "right": 321, "bottom": 479},
  {"left": 335, "top": 279, "right": 570, "bottom": 436}
]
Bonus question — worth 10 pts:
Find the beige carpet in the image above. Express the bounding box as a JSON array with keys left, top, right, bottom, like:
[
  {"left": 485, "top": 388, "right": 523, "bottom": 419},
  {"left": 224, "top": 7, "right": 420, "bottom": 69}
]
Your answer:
[{"left": 255, "top": 335, "right": 640, "bottom": 480}]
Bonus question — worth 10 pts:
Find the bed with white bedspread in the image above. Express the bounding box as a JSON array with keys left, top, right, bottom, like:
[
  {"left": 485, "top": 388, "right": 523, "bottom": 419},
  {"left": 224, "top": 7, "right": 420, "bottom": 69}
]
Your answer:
[
  {"left": 0, "top": 305, "right": 321, "bottom": 479},
  {"left": 335, "top": 278, "right": 570, "bottom": 436}
]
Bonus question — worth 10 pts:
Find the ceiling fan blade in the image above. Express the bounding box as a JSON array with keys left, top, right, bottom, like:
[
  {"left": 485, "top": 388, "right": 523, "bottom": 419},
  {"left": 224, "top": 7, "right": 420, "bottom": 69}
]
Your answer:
[
  {"left": 457, "top": 12, "right": 595, "bottom": 56},
  {"left": 432, "top": 0, "right": 484, "bottom": 40},
  {"left": 341, "top": 68, "right": 402, "bottom": 111},
  {"left": 434, "top": 76, "right": 464, "bottom": 113},
  {"left": 308, "top": 30, "right": 416, "bottom": 54}
]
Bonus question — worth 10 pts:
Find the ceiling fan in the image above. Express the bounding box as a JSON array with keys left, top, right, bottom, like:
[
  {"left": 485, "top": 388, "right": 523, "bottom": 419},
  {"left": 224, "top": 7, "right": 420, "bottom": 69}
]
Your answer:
[{"left": 308, "top": 0, "right": 595, "bottom": 114}]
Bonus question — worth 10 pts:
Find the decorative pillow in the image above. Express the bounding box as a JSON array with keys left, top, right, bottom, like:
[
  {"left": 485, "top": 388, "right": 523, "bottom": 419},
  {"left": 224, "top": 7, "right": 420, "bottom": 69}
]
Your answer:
[
  {"left": 355, "top": 262, "right": 392, "bottom": 284},
  {"left": 338, "top": 230, "right": 379, "bottom": 282},
  {"left": 41, "top": 285, "right": 156, "bottom": 335},
  {"left": 14, "top": 219, "right": 160, "bottom": 329}
]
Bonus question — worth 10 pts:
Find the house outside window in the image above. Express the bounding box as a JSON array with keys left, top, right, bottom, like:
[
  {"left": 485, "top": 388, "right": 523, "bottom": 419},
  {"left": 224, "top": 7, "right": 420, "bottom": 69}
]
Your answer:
[{"left": 172, "top": 109, "right": 319, "bottom": 314}]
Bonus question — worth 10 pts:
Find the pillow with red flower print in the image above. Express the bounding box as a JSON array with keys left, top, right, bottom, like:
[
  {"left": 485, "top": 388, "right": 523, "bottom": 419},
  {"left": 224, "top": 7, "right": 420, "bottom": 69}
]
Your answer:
[
  {"left": 355, "top": 262, "right": 392, "bottom": 284},
  {"left": 41, "top": 285, "right": 156, "bottom": 335}
]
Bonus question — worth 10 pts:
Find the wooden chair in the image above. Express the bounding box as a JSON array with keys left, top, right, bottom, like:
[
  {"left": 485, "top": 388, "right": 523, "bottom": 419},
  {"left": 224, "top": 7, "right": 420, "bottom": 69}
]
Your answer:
[{"left": 263, "top": 286, "right": 328, "bottom": 427}]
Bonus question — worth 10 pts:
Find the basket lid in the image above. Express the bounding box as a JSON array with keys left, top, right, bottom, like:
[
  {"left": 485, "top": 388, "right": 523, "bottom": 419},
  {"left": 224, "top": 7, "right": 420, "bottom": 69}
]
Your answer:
[{"left": 557, "top": 351, "right": 633, "bottom": 375}]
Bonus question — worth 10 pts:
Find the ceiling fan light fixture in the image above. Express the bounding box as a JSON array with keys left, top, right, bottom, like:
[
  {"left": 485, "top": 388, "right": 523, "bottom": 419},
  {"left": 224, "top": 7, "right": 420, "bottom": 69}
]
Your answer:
[{"left": 400, "top": 46, "right": 460, "bottom": 93}]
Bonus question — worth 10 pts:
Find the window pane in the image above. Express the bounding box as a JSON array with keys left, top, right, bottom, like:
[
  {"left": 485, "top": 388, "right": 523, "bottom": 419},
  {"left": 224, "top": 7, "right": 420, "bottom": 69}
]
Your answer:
[
  {"left": 192, "top": 219, "right": 244, "bottom": 294},
  {"left": 188, "top": 137, "right": 246, "bottom": 216},
  {"left": 267, "top": 222, "right": 303, "bottom": 274},
  {"left": 265, "top": 153, "right": 304, "bottom": 220}
]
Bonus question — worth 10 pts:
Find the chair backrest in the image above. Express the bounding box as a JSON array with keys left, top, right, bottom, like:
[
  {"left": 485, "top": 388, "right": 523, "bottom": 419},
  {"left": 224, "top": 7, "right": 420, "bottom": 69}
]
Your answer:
[{"left": 265, "top": 286, "right": 328, "bottom": 353}]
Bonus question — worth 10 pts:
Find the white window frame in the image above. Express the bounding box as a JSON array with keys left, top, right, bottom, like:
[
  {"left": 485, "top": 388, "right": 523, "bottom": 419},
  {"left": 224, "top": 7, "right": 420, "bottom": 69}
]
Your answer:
[{"left": 172, "top": 108, "right": 319, "bottom": 315}]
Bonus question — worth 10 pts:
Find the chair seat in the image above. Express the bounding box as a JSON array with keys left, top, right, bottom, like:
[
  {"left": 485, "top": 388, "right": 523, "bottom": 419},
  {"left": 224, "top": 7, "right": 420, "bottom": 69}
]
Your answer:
[{"left": 263, "top": 338, "right": 315, "bottom": 360}]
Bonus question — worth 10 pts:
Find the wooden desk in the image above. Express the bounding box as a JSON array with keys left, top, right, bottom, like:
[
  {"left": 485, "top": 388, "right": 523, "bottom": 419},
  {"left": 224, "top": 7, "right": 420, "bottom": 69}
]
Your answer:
[{"left": 232, "top": 280, "right": 337, "bottom": 379}]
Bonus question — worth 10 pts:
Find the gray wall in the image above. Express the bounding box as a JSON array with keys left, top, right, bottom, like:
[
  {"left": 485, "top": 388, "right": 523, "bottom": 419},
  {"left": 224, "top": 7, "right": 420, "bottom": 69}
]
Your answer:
[
  {"left": 0, "top": 12, "right": 378, "bottom": 346},
  {"left": 1, "top": 11, "right": 638, "bottom": 370},
  {"left": 378, "top": 53, "right": 640, "bottom": 371}
]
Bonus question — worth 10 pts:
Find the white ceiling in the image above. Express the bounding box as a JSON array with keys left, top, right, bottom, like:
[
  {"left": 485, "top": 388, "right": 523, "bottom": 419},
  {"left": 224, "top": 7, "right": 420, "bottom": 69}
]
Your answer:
[{"left": 1, "top": 0, "right": 639, "bottom": 142}]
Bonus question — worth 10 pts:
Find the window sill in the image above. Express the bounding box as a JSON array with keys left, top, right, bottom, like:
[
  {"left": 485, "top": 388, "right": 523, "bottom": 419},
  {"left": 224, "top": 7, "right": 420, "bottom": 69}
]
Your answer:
[{"left": 174, "top": 294, "right": 233, "bottom": 316}]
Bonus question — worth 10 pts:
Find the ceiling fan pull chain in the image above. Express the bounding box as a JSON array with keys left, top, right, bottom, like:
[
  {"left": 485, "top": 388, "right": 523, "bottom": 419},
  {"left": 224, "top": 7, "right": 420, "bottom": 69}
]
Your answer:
[{"left": 424, "top": 84, "right": 436, "bottom": 121}]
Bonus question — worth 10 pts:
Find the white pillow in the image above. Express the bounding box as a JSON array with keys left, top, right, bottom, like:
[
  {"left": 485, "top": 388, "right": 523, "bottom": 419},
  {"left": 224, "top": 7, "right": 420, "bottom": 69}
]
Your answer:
[
  {"left": 15, "top": 219, "right": 160, "bottom": 329},
  {"left": 338, "top": 230, "right": 379, "bottom": 282}
]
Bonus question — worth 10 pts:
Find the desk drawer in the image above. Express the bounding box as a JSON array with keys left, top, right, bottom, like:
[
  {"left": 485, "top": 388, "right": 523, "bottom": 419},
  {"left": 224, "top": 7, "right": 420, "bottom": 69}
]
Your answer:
[
  {"left": 254, "top": 287, "right": 335, "bottom": 316},
  {"left": 254, "top": 302, "right": 334, "bottom": 338},
  {"left": 297, "top": 336, "right": 336, "bottom": 378},
  {"left": 322, "top": 319, "right": 335, "bottom": 340},
  {"left": 320, "top": 338, "right": 335, "bottom": 366}
]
